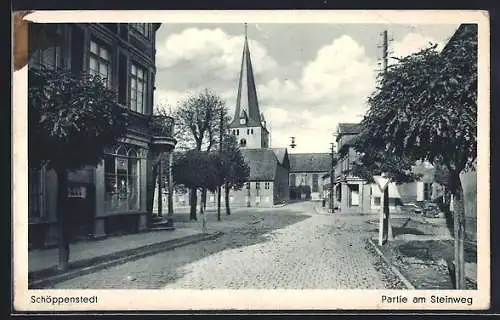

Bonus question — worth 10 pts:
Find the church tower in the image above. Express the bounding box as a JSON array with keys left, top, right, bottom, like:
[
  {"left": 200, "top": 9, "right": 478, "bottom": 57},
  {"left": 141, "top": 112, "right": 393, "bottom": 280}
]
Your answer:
[{"left": 228, "top": 23, "right": 270, "bottom": 149}]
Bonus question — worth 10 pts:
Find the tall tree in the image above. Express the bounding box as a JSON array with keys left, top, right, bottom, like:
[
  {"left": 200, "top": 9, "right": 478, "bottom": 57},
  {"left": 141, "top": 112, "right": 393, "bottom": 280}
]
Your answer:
[
  {"left": 221, "top": 134, "right": 250, "bottom": 216},
  {"left": 29, "top": 68, "right": 128, "bottom": 271},
  {"left": 349, "top": 134, "right": 422, "bottom": 244},
  {"left": 173, "top": 90, "right": 227, "bottom": 220},
  {"left": 361, "top": 24, "right": 477, "bottom": 289}
]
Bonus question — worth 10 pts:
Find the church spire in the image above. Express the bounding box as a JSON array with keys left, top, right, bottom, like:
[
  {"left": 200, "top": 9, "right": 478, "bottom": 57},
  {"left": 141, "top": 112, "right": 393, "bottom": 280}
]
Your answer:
[{"left": 229, "top": 23, "right": 263, "bottom": 128}]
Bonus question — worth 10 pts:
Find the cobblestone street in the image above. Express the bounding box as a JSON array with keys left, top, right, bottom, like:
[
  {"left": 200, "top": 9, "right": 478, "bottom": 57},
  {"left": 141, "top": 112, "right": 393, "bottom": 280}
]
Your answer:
[{"left": 50, "top": 202, "right": 388, "bottom": 289}]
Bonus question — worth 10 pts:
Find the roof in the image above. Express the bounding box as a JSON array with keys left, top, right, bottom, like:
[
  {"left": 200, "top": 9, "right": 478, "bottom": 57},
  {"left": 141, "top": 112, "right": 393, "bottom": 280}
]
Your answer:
[
  {"left": 271, "top": 148, "right": 289, "bottom": 167},
  {"left": 229, "top": 31, "right": 264, "bottom": 128},
  {"left": 240, "top": 148, "right": 280, "bottom": 181},
  {"left": 337, "top": 123, "right": 361, "bottom": 135},
  {"left": 289, "top": 153, "right": 331, "bottom": 173}
]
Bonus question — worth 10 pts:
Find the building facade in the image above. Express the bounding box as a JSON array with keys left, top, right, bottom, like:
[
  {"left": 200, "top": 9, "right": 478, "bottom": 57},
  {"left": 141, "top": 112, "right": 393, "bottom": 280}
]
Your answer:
[
  {"left": 289, "top": 153, "right": 331, "bottom": 201},
  {"left": 28, "top": 23, "right": 175, "bottom": 248},
  {"left": 333, "top": 123, "right": 447, "bottom": 214}
]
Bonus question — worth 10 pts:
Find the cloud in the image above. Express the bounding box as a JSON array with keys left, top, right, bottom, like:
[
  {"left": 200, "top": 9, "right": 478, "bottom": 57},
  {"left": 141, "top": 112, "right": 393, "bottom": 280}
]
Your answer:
[
  {"left": 156, "top": 27, "right": 278, "bottom": 88},
  {"left": 391, "top": 32, "right": 445, "bottom": 59},
  {"left": 155, "top": 28, "right": 452, "bottom": 153}
]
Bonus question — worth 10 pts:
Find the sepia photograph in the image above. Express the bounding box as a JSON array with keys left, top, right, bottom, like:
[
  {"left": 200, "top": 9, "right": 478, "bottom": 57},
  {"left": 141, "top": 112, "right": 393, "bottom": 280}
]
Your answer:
[{"left": 13, "top": 10, "right": 489, "bottom": 311}]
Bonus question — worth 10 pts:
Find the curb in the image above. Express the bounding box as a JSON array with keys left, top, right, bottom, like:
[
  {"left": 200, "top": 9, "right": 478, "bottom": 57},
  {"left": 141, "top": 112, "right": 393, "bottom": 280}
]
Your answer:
[
  {"left": 367, "top": 238, "right": 416, "bottom": 290},
  {"left": 29, "top": 231, "right": 223, "bottom": 289}
]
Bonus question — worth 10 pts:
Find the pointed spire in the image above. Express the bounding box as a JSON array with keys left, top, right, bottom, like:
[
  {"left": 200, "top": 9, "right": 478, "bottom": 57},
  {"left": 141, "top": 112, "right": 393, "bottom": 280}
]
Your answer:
[{"left": 229, "top": 23, "right": 263, "bottom": 128}]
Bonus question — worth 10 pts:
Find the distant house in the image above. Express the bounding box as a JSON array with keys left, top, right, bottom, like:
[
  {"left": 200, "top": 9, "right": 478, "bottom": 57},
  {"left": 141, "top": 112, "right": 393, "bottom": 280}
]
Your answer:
[
  {"left": 289, "top": 153, "right": 331, "bottom": 201},
  {"left": 333, "top": 123, "right": 447, "bottom": 214},
  {"left": 334, "top": 123, "right": 371, "bottom": 213}
]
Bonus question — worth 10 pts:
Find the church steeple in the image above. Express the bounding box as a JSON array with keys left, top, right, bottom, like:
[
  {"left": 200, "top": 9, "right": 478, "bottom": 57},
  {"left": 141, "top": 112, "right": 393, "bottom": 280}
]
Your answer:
[{"left": 229, "top": 23, "right": 264, "bottom": 128}]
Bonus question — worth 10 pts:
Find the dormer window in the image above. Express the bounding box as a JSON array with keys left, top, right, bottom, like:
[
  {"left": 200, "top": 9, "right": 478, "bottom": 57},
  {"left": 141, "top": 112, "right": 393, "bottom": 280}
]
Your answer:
[
  {"left": 240, "top": 118, "right": 246, "bottom": 125},
  {"left": 130, "top": 23, "right": 151, "bottom": 39}
]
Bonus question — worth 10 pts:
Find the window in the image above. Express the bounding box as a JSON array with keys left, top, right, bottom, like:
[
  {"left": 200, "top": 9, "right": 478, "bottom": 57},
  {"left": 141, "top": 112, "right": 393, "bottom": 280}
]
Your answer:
[
  {"left": 88, "top": 40, "right": 112, "bottom": 88},
  {"left": 130, "top": 23, "right": 151, "bottom": 38},
  {"left": 245, "top": 182, "right": 250, "bottom": 189},
  {"left": 237, "top": 129, "right": 240, "bottom": 135},
  {"left": 29, "top": 25, "right": 63, "bottom": 70},
  {"left": 312, "top": 174, "right": 319, "bottom": 193},
  {"left": 104, "top": 144, "right": 141, "bottom": 212},
  {"left": 247, "top": 129, "right": 250, "bottom": 135},
  {"left": 349, "top": 184, "right": 359, "bottom": 207},
  {"left": 290, "top": 174, "right": 296, "bottom": 187},
  {"left": 29, "top": 168, "right": 45, "bottom": 218},
  {"left": 240, "top": 138, "right": 247, "bottom": 147},
  {"left": 251, "top": 129, "right": 254, "bottom": 134},
  {"left": 130, "top": 63, "right": 147, "bottom": 113},
  {"left": 374, "top": 196, "right": 381, "bottom": 206},
  {"left": 256, "top": 182, "right": 260, "bottom": 190},
  {"left": 265, "top": 182, "right": 270, "bottom": 190},
  {"left": 424, "top": 182, "right": 432, "bottom": 201}
]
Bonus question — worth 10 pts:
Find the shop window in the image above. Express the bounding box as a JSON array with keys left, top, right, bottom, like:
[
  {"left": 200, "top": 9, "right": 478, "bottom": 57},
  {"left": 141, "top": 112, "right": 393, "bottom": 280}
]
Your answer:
[
  {"left": 374, "top": 196, "right": 381, "bottom": 206},
  {"left": 29, "top": 168, "right": 45, "bottom": 218},
  {"left": 104, "top": 144, "right": 142, "bottom": 212},
  {"left": 290, "top": 174, "right": 296, "bottom": 187}
]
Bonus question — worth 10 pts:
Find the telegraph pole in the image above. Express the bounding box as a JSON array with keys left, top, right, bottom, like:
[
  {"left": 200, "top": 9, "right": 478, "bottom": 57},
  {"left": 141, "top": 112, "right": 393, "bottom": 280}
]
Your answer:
[
  {"left": 217, "top": 108, "right": 224, "bottom": 221},
  {"left": 382, "top": 30, "right": 388, "bottom": 73}
]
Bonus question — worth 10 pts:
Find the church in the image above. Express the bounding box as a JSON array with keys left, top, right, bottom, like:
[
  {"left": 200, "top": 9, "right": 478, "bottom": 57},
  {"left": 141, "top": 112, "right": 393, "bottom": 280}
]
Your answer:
[{"left": 221, "top": 24, "right": 290, "bottom": 207}]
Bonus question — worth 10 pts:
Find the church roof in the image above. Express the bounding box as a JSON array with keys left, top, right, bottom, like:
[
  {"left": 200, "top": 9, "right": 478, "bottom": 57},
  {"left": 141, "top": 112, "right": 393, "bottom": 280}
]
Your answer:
[
  {"left": 289, "top": 153, "right": 332, "bottom": 173},
  {"left": 229, "top": 25, "right": 263, "bottom": 128},
  {"left": 240, "top": 148, "right": 280, "bottom": 181},
  {"left": 271, "top": 148, "right": 289, "bottom": 167}
]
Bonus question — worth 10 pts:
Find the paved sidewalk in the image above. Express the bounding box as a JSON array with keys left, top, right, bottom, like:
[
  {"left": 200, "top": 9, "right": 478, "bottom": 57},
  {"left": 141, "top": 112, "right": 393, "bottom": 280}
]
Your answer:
[
  {"left": 29, "top": 227, "right": 201, "bottom": 274},
  {"left": 29, "top": 208, "right": 277, "bottom": 275}
]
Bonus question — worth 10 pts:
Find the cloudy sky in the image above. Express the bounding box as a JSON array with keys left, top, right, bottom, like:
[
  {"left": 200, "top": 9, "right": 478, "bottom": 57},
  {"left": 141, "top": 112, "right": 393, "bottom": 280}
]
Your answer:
[{"left": 153, "top": 23, "right": 459, "bottom": 154}]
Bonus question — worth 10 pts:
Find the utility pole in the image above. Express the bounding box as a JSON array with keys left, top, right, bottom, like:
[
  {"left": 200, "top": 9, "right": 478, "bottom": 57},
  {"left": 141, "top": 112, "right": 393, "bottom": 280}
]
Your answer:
[
  {"left": 382, "top": 30, "right": 388, "bottom": 73},
  {"left": 377, "top": 29, "right": 393, "bottom": 245},
  {"left": 217, "top": 108, "right": 224, "bottom": 221},
  {"left": 329, "top": 142, "right": 335, "bottom": 213}
]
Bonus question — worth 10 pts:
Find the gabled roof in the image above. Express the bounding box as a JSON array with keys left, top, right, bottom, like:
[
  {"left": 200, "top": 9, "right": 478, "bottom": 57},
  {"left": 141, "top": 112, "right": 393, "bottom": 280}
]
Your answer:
[
  {"left": 240, "top": 148, "right": 280, "bottom": 181},
  {"left": 289, "top": 153, "right": 331, "bottom": 173},
  {"left": 337, "top": 123, "right": 361, "bottom": 135},
  {"left": 271, "top": 148, "right": 289, "bottom": 168}
]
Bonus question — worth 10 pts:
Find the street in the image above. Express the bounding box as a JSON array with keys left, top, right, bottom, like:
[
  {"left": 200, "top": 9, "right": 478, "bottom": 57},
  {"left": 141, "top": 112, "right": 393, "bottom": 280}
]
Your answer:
[{"left": 49, "top": 202, "right": 392, "bottom": 289}]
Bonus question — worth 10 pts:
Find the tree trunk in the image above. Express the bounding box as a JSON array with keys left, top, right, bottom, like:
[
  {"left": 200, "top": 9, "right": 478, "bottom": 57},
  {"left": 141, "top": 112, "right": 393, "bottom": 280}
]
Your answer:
[
  {"left": 200, "top": 188, "right": 206, "bottom": 214},
  {"left": 383, "top": 185, "right": 393, "bottom": 243},
  {"left": 157, "top": 159, "right": 163, "bottom": 217},
  {"left": 225, "top": 183, "right": 231, "bottom": 215},
  {"left": 217, "top": 186, "right": 222, "bottom": 221},
  {"left": 56, "top": 169, "right": 70, "bottom": 271},
  {"left": 189, "top": 188, "right": 197, "bottom": 221},
  {"left": 450, "top": 171, "right": 466, "bottom": 289},
  {"left": 167, "top": 152, "right": 174, "bottom": 217}
]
